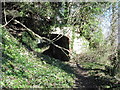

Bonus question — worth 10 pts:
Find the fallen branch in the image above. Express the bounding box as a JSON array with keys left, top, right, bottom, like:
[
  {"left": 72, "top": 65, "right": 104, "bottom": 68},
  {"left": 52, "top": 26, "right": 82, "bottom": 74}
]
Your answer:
[
  {"left": 14, "top": 19, "right": 72, "bottom": 57},
  {"left": 2, "top": 2, "right": 15, "bottom": 27},
  {"left": 2, "top": 17, "right": 15, "bottom": 28}
]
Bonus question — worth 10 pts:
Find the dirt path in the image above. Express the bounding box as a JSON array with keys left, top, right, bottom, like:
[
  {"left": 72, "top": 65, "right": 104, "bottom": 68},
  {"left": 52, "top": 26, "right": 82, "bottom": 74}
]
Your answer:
[{"left": 67, "top": 61, "right": 103, "bottom": 89}]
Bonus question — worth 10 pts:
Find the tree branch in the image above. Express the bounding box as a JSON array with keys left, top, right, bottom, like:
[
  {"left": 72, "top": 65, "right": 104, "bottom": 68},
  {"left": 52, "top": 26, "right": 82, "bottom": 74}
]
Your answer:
[{"left": 13, "top": 19, "right": 72, "bottom": 57}]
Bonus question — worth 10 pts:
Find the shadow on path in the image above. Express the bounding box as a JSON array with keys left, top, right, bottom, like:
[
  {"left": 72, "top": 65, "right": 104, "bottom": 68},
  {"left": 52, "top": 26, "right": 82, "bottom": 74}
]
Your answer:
[
  {"left": 73, "top": 63, "right": 114, "bottom": 89},
  {"left": 36, "top": 52, "right": 116, "bottom": 89}
]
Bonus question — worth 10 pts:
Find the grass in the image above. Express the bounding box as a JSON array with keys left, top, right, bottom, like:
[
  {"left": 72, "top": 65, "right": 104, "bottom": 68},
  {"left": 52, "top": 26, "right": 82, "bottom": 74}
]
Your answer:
[
  {"left": 1, "top": 26, "right": 75, "bottom": 88},
  {"left": 76, "top": 49, "right": 120, "bottom": 89}
]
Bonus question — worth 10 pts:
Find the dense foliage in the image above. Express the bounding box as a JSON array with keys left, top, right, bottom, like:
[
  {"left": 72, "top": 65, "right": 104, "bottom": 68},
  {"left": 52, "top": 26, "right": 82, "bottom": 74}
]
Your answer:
[{"left": 1, "top": 2, "right": 119, "bottom": 89}]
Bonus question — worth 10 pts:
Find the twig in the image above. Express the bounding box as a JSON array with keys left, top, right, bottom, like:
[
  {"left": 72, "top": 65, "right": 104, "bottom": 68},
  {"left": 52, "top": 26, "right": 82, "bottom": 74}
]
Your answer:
[
  {"left": 2, "top": 17, "right": 15, "bottom": 28},
  {"left": 3, "top": 2, "right": 7, "bottom": 25},
  {"left": 2, "top": 2, "right": 15, "bottom": 28}
]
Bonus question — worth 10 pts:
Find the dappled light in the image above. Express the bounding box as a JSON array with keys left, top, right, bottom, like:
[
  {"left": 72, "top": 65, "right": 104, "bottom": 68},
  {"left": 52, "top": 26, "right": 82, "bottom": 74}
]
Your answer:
[{"left": 1, "top": 1, "right": 119, "bottom": 89}]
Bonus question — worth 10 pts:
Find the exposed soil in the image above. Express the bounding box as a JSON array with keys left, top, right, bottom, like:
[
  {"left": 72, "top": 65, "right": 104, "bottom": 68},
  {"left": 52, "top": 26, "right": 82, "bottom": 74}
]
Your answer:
[
  {"left": 36, "top": 51, "right": 119, "bottom": 89},
  {"left": 67, "top": 60, "right": 118, "bottom": 90}
]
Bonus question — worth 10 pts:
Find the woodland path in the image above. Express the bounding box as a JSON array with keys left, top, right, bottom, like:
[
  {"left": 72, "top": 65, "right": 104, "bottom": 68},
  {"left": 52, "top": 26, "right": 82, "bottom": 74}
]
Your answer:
[
  {"left": 36, "top": 52, "right": 116, "bottom": 89},
  {"left": 67, "top": 60, "right": 110, "bottom": 90}
]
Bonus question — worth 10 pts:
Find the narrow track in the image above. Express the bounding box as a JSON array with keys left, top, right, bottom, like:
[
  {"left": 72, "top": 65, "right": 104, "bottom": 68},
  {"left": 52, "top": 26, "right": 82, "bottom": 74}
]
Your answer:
[{"left": 68, "top": 61, "right": 103, "bottom": 89}]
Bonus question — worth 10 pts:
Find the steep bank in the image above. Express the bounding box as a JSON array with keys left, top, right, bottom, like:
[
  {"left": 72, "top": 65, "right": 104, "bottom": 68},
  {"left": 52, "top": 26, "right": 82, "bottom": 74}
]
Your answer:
[{"left": 1, "top": 27, "right": 75, "bottom": 88}]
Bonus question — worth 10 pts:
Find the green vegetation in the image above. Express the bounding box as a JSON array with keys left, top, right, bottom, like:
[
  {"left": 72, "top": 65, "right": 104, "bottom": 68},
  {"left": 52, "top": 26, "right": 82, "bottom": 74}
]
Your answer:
[
  {"left": 75, "top": 45, "right": 120, "bottom": 88},
  {"left": 1, "top": 2, "right": 119, "bottom": 89},
  {"left": 1, "top": 27, "right": 75, "bottom": 88}
]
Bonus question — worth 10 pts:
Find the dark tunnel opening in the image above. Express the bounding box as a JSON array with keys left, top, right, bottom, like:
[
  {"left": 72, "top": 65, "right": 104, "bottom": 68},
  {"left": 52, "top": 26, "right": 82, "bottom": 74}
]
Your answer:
[{"left": 37, "top": 34, "right": 70, "bottom": 61}]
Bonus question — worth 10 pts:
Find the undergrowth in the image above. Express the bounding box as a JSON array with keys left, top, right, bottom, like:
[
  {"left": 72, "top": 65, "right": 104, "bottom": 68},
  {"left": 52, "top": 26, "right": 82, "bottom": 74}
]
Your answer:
[
  {"left": 0, "top": 26, "right": 75, "bottom": 88},
  {"left": 75, "top": 46, "right": 120, "bottom": 89}
]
